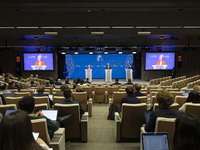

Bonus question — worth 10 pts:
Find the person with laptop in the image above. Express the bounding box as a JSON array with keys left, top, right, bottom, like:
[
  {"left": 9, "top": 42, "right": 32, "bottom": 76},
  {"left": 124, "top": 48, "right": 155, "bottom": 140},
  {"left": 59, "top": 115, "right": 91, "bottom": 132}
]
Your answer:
[
  {"left": 121, "top": 86, "right": 141, "bottom": 106},
  {"left": 18, "top": 96, "right": 71, "bottom": 139},
  {"left": 145, "top": 90, "right": 184, "bottom": 132}
]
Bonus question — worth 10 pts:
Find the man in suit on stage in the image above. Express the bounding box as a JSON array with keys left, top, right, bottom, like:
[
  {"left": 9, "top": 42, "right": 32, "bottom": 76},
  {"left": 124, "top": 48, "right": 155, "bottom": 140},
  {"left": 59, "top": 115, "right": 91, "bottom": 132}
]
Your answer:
[
  {"left": 106, "top": 63, "right": 112, "bottom": 69},
  {"left": 156, "top": 54, "right": 166, "bottom": 65},
  {"left": 128, "top": 64, "right": 133, "bottom": 69},
  {"left": 35, "top": 54, "right": 45, "bottom": 66},
  {"left": 121, "top": 86, "right": 140, "bottom": 106}
]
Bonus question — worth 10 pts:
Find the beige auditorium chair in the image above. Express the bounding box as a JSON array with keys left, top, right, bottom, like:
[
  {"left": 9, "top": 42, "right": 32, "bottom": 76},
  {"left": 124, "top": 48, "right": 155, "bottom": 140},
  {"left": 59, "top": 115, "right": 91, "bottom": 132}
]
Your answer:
[
  {"left": 82, "top": 86, "right": 93, "bottom": 99},
  {"left": 54, "top": 103, "right": 88, "bottom": 142},
  {"left": 138, "top": 96, "right": 148, "bottom": 104},
  {"left": 20, "top": 89, "right": 34, "bottom": 95},
  {"left": 170, "top": 91, "right": 183, "bottom": 100},
  {"left": 140, "top": 117, "right": 176, "bottom": 150},
  {"left": 31, "top": 118, "right": 65, "bottom": 150},
  {"left": 34, "top": 103, "right": 48, "bottom": 113},
  {"left": 184, "top": 103, "right": 200, "bottom": 117},
  {"left": 109, "top": 92, "right": 126, "bottom": 111},
  {"left": 0, "top": 104, "right": 17, "bottom": 116},
  {"left": 15, "top": 92, "right": 30, "bottom": 97},
  {"left": 5, "top": 97, "right": 23, "bottom": 109},
  {"left": 153, "top": 103, "right": 179, "bottom": 110},
  {"left": 33, "top": 96, "right": 50, "bottom": 109},
  {"left": 53, "top": 96, "right": 65, "bottom": 104},
  {"left": 7, "top": 89, "right": 18, "bottom": 93},
  {"left": 0, "top": 97, "right": 3, "bottom": 105},
  {"left": 72, "top": 92, "right": 92, "bottom": 117},
  {"left": 94, "top": 86, "right": 106, "bottom": 103},
  {"left": 115, "top": 103, "right": 147, "bottom": 142},
  {"left": 151, "top": 96, "right": 157, "bottom": 104},
  {"left": 174, "top": 96, "right": 187, "bottom": 107},
  {"left": 107, "top": 86, "right": 119, "bottom": 100},
  {"left": 45, "top": 87, "right": 53, "bottom": 94}
]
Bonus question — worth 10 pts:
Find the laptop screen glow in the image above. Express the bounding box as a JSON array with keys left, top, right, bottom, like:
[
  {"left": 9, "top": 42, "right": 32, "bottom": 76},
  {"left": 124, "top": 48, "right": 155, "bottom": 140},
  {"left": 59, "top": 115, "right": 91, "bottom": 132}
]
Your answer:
[{"left": 142, "top": 133, "right": 169, "bottom": 150}]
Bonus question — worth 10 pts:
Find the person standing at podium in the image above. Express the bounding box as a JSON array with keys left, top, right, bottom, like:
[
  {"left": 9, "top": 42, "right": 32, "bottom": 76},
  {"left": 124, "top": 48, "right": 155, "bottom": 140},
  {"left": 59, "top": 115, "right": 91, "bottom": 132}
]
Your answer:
[
  {"left": 156, "top": 54, "right": 166, "bottom": 65},
  {"left": 128, "top": 64, "right": 133, "bottom": 69},
  {"left": 106, "top": 63, "right": 112, "bottom": 69},
  {"left": 87, "top": 65, "right": 92, "bottom": 70},
  {"left": 35, "top": 54, "right": 45, "bottom": 66}
]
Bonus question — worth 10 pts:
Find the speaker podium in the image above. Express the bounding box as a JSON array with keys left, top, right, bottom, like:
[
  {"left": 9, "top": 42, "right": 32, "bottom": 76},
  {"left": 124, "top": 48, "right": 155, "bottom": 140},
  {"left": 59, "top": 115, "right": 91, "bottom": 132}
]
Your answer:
[
  {"left": 152, "top": 65, "right": 167, "bottom": 69},
  {"left": 31, "top": 65, "right": 46, "bottom": 70},
  {"left": 85, "top": 69, "right": 92, "bottom": 82},
  {"left": 105, "top": 69, "right": 112, "bottom": 83},
  {"left": 125, "top": 69, "right": 133, "bottom": 82}
]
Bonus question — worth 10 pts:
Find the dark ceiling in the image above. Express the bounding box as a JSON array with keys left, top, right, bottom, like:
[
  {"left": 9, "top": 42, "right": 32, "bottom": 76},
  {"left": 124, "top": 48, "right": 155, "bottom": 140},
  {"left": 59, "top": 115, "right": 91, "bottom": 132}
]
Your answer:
[{"left": 0, "top": 0, "right": 200, "bottom": 48}]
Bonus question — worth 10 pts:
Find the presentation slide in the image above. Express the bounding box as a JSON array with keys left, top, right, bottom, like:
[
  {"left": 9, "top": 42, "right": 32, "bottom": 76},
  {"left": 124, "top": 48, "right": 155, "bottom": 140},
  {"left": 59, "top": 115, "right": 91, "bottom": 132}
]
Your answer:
[
  {"left": 23, "top": 53, "right": 54, "bottom": 71},
  {"left": 64, "top": 54, "right": 133, "bottom": 79},
  {"left": 145, "top": 52, "right": 175, "bottom": 70}
]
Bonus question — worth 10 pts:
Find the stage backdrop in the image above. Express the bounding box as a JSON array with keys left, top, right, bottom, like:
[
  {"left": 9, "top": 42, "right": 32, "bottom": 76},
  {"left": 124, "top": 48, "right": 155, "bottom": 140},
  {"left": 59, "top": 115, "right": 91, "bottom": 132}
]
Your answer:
[{"left": 63, "top": 54, "right": 134, "bottom": 79}]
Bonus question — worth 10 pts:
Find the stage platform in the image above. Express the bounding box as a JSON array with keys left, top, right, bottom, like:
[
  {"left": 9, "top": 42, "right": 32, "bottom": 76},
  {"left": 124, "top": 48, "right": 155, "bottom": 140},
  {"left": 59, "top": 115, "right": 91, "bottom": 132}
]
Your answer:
[{"left": 65, "top": 79, "right": 149, "bottom": 84}]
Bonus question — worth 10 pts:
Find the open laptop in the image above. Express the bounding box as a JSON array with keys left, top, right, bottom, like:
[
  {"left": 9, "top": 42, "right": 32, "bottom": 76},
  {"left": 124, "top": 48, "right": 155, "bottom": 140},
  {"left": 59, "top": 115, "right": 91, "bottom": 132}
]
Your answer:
[
  {"left": 5, "top": 110, "right": 17, "bottom": 116},
  {"left": 142, "top": 133, "right": 170, "bottom": 150},
  {"left": 41, "top": 110, "right": 58, "bottom": 121},
  {"left": 182, "top": 93, "right": 189, "bottom": 96},
  {"left": 144, "top": 112, "right": 152, "bottom": 123}
]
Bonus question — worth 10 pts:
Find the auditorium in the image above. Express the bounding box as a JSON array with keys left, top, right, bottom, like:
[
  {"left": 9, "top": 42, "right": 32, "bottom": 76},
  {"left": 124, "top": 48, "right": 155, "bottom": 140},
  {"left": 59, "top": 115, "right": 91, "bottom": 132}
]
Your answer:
[{"left": 0, "top": 0, "right": 200, "bottom": 150}]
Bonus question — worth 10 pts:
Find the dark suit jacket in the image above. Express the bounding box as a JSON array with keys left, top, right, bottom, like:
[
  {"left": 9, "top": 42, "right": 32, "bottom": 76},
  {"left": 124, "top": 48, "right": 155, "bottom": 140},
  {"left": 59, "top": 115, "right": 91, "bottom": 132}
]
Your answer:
[
  {"left": 32, "top": 92, "right": 53, "bottom": 107},
  {"left": 128, "top": 66, "right": 133, "bottom": 69},
  {"left": 57, "top": 99, "right": 85, "bottom": 118},
  {"left": 54, "top": 82, "right": 62, "bottom": 85},
  {"left": 133, "top": 91, "right": 145, "bottom": 97},
  {"left": 125, "top": 83, "right": 133, "bottom": 85},
  {"left": 112, "top": 83, "right": 121, "bottom": 86},
  {"left": 121, "top": 94, "right": 141, "bottom": 106},
  {"left": 84, "top": 81, "right": 91, "bottom": 84},
  {"left": 145, "top": 108, "right": 184, "bottom": 132},
  {"left": 106, "top": 66, "right": 112, "bottom": 69}
]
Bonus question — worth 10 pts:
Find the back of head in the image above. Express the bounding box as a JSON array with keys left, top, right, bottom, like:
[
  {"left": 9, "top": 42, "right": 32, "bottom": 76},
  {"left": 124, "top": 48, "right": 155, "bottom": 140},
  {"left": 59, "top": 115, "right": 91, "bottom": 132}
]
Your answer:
[
  {"left": 60, "top": 85, "right": 69, "bottom": 91},
  {"left": 135, "top": 83, "right": 141, "bottom": 92},
  {"left": 75, "top": 85, "right": 83, "bottom": 92},
  {"left": 128, "top": 78, "right": 131, "bottom": 83},
  {"left": 65, "top": 79, "right": 69, "bottom": 84},
  {"left": 193, "top": 85, "right": 200, "bottom": 93},
  {"left": 37, "top": 85, "right": 44, "bottom": 93},
  {"left": 9, "top": 81, "right": 14, "bottom": 86},
  {"left": 156, "top": 90, "right": 173, "bottom": 108},
  {"left": 0, "top": 83, "right": 7, "bottom": 91},
  {"left": 64, "top": 89, "right": 72, "bottom": 99},
  {"left": 115, "top": 78, "right": 119, "bottom": 83},
  {"left": 18, "top": 96, "right": 35, "bottom": 114},
  {"left": 173, "top": 114, "right": 200, "bottom": 150},
  {"left": 0, "top": 111, "right": 42, "bottom": 150},
  {"left": 86, "top": 78, "right": 89, "bottom": 81},
  {"left": 126, "top": 86, "right": 134, "bottom": 95},
  {"left": 187, "top": 90, "right": 200, "bottom": 103}
]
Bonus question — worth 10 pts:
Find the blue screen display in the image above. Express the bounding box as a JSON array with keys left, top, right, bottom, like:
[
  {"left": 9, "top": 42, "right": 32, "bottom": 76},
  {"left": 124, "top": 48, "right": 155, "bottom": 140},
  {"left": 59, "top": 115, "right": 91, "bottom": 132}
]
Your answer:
[
  {"left": 23, "top": 53, "right": 54, "bottom": 70},
  {"left": 64, "top": 54, "right": 133, "bottom": 79},
  {"left": 145, "top": 52, "right": 175, "bottom": 70}
]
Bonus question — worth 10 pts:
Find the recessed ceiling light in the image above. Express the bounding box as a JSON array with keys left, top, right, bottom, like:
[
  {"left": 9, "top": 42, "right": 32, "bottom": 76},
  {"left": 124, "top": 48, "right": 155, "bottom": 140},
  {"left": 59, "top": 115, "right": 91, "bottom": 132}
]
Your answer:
[
  {"left": 132, "top": 52, "right": 137, "bottom": 54},
  {"left": 89, "top": 52, "right": 93, "bottom": 54},
  {"left": 64, "top": 26, "right": 87, "bottom": 28},
  {"left": 61, "top": 52, "right": 66, "bottom": 54},
  {"left": 16, "top": 27, "right": 39, "bottom": 29},
  {"left": 136, "top": 26, "right": 158, "bottom": 29},
  {"left": 40, "top": 27, "right": 63, "bottom": 29},
  {"left": 138, "top": 31, "right": 151, "bottom": 35},
  {"left": 91, "top": 32, "right": 104, "bottom": 35},
  {"left": 112, "top": 26, "right": 134, "bottom": 29},
  {"left": 183, "top": 26, "right": 200, "bottom": 28},
  {"left": 44, "top": 32, "right": 58, "bottom": 35},
  {"left": 159, "top": 26, "right": 182, "bottom": 29},
  {"left": 74, "top": 52, "right": 78, "bottom": 54},
  {"left": 118, "top": 52, "right": 123, "bottom": 54},
  {"left": 104, "top": 52, "right": 108, "bottom": 54},
  {"left": 88, "top": 26, "right": 110, "bottom": 28},
  {"left": 0, "top": 27, "right": 15, "bottom": 29}
]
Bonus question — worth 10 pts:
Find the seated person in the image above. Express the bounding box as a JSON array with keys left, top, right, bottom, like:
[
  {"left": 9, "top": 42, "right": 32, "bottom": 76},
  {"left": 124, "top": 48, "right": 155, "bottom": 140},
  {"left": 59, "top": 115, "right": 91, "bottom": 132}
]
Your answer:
[
  {"left": 8, "top": 81, "right": 18, "bottom": 90},
  {"left": 57, "top": 89, "right": 85, "bottom": 118},
  {"left": 84, "top": 78, "right": 91, "bottom": 84},
  {"left": 173, "top": 114, "right": 200, "bottom": 150},
  {"left": 55, "top": 85, "right": 69, "bottom": 96},
  {"left": 30, "top": 80, "right": 37, "bottom": 87},
  {"left": 0, "top": 83, "right": 12, "bottom": 93},
  {"left": 45, "top": 82, "right": 53, "bottom": 87},
  {"left": 32, "top": 85, "right": 53, "bottom": 107},
  {"left": 0, "top": 111, "right": 45, "bottom": 150},
  {"left": 65, "top": 79, "right": 70, "bottom": 84},
  {"left": 145, "top": 90, "right": 184, "bottom": 132},
  {"left": 54, "top": 78, "right": 62, "bottom": 85},
  {"left": 133, "top": 83, "right": 145, "bottom": 97},
  {"left": 18, "top": 96, "right": 71, "bottom": 139},
  {"left": 75, "top": 85, "right": 89, "bottom": 100},
  {"left": 112, "top": 79, "right": 121, "bottom": 86},
  {"left": 125, "top": 78, "right": 133, "bottom": 85},
  {"left": 121, "top": 86, "right": 141, "bottom": 106},
  {"left": 80, "top": 79, "right": 85, "bottom": 85},
  {"left": 179, "top": 90, "right": 200, "bottom": 112},
  {"left": 193, "top": 85, "right": 200, "bottom": 93}
]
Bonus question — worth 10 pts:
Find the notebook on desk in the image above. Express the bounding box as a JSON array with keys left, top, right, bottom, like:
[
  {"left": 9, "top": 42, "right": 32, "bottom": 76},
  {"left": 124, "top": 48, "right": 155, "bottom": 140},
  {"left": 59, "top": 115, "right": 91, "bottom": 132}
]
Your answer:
[
  {"left": 41, "top": 110, "right": 58, "bottom": 121},
  {"left": 142, "top": 133, "right": 170, "bottom": 150}
]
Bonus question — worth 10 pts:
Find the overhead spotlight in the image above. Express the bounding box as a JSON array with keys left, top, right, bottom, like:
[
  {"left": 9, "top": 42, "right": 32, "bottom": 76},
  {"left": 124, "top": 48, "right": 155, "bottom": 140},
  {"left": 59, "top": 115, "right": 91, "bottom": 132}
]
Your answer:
[
  {"left": 74, "top": 52, "right": 78, "bottom": 54},
  {"left": 118, "top": 52, "right": 123, "bottom": 54},
  {"left": 91, "top": 32, "right": 104, "bottom": 35},
  {"left": 44, "top": 32, "right": 58, "bottom": 35},
  {"left": 138, "top": 31, "right": 151, "bottom": 35},
  {"left": 89, "top": 52, "right": 93, "bottom": 54},
  {"left": 104, "top": 52, "right": 108, "bottom": 54},
  {"left": 61, "top": 52, "right": 66, "bottom": 55},
  {"left": 132, "top": 52, "right": 137, "bottom": 54},
  {"left": 160, "top": 36, "right": 164, "bottom": 40}
]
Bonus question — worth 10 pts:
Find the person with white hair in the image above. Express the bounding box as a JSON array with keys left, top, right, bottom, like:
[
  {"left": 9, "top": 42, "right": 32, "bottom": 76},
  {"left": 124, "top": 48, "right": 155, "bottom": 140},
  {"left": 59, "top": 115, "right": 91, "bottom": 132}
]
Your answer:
[
  {"left": 35, "top": 54, "right": 45, "bottom": 66},
  {"left": 156, "top": 54, "right": 166, "bottom": 65}
]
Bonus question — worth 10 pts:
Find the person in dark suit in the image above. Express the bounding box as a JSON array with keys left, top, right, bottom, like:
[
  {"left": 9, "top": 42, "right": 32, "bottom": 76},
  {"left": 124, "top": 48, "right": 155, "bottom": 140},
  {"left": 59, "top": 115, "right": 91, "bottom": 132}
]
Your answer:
[
  {"left": 54, "top": 85, "right": 69, "bottom": 96},
  {"left": 32, "top": 85, "right": 53, "bottom": 108},
  {"left": 84, "top": 78, "right": 91, "bottom": 84},
  {"left": 54, "top": 78, "right": 62, "bottom": 85},
  {"left": 133, "top": 83, "right": 145, "bottom": 97},
  {"left": 106, "top": 63, "right": 112, "bottom": 69},
  {"left": 128, "top": 64, "right": 133, "bottom": 69},
  {"left": 125, "top": 78, "right": 133, "bottom": 85},
  {"left": 8, "top": 81, "right": 19, "bottom": 91},
  {"left": 145, "top": 90, "right": 184, "bottom": 132},
  {"left": 112, "top": 78, "right": 121, "bottom": 85},
  {"left": 121, "top": 86, "right": 140, "bottom": 106},
  {"left": 57, "top": 89, "right": 85, "bottom": 118},
  {"left": 30, "top": 80, "right": 37, "bottom": 87}
]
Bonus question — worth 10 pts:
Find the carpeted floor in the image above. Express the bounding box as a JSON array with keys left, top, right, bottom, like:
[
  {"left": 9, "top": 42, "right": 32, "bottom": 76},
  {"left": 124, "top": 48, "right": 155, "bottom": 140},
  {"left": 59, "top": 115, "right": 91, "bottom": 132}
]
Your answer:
[{"left": 68, "top": 104, "right": 140, "bottom": 150}]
